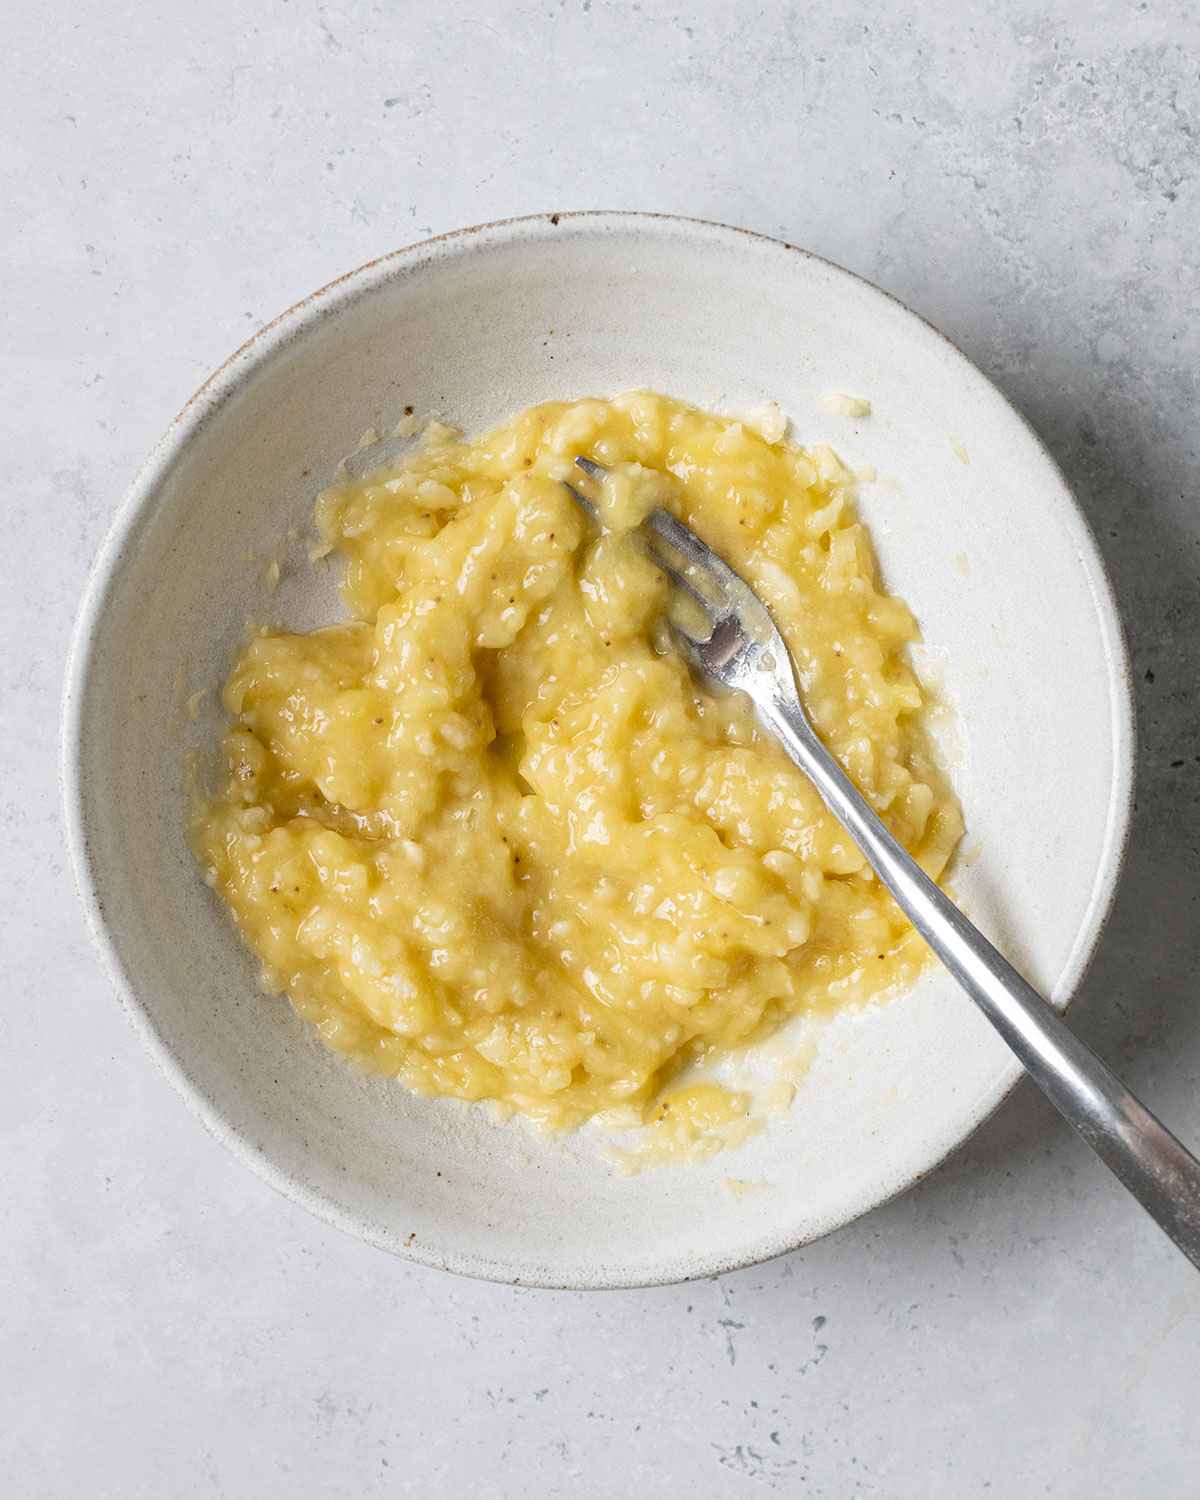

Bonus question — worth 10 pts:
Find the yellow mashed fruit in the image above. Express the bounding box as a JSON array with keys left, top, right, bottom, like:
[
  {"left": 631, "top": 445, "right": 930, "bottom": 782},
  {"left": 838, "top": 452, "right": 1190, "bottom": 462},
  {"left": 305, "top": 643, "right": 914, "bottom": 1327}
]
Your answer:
[{"left": 192, "top": 391, "right": 962, "bottom": 1137}]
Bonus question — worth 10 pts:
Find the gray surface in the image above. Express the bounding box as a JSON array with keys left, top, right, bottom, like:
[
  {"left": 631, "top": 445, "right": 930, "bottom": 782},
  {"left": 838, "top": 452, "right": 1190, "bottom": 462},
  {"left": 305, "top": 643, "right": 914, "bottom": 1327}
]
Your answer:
[{"left": 4, "top": 0, "right": 1198, "bottom": 1494}]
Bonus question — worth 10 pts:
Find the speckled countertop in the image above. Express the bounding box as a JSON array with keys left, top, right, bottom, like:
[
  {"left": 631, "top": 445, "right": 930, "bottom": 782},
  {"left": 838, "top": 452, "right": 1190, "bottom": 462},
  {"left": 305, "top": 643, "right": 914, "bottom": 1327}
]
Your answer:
[{"left": 5, "top": 2, "right": 1199, "bottom": 1495}]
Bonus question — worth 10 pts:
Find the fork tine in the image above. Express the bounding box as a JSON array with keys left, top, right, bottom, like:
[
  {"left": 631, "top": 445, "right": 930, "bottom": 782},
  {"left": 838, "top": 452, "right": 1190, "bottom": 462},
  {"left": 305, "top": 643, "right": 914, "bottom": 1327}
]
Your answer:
[
  {"left": 647, "top": 506, "right": 745, "bottom": 600},
  {"left": 561, "top": 480, "right": 599, "bottom": 524},
  {"left": 571, "top": 455, "right": 736, "bottom": 612},
  {"left": 564, "top": 476, "right": 715, "bottom": 625},
  {"left": 564, "top": 455, "right": 791, "bottom": 695},
  {"left": 647, "top": 548, "right": 717, "bottom": 626}
]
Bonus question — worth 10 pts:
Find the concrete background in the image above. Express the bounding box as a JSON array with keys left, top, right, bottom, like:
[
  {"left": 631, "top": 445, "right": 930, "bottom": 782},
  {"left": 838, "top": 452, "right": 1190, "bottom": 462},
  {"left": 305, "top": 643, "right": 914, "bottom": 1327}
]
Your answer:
[{"left": 5, "top": 1, "right": 1198, "bottom": 1494}]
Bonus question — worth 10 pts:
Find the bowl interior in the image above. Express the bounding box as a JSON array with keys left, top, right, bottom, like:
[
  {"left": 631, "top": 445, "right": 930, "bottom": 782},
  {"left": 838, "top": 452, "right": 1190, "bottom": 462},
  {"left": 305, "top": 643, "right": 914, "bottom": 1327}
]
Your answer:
[{"left": 66, "top": 215, "right": 1131, "bottom": 1286}]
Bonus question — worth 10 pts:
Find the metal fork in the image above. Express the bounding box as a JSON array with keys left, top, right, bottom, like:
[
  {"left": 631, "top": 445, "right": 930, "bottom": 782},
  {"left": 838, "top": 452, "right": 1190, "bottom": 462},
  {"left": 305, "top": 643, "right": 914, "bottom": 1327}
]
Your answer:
[{"left": 567, "top": 455, "right": 1200, "bottom": 1267}]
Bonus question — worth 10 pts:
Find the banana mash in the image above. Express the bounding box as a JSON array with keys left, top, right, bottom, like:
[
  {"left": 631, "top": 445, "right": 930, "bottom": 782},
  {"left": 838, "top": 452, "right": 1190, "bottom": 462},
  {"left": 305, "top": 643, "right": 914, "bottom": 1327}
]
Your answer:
[{"left": 192, "top": 392, "right": 962, "bottom": 1138}]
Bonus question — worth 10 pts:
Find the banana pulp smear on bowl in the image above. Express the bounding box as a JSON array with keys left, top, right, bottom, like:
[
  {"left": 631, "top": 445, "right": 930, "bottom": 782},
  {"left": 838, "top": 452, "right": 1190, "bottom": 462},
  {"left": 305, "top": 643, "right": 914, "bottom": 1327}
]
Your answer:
[{"left": 191, "top": 391, "right": 962, "bottom": 1161}]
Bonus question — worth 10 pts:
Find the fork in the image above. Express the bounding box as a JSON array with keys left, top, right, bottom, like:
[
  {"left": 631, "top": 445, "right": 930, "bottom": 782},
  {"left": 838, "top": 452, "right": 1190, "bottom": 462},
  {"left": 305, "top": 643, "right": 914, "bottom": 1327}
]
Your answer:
[{"left": 567, "top": 455, "right": 1200, "bottom": 1267}]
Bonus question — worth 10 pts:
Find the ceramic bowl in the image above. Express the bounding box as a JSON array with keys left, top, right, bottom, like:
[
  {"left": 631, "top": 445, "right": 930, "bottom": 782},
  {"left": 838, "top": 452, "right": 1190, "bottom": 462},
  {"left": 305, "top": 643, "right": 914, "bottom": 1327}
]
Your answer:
[{"left": 63, "top": 213, "right": 1133, "bottom": 1287}]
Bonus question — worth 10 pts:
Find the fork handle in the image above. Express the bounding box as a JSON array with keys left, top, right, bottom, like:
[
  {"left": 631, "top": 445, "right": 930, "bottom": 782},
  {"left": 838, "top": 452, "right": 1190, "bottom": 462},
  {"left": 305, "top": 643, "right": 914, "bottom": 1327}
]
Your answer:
[{"left": 760, "top": 695, "right": 1200, "bottom": 1269}]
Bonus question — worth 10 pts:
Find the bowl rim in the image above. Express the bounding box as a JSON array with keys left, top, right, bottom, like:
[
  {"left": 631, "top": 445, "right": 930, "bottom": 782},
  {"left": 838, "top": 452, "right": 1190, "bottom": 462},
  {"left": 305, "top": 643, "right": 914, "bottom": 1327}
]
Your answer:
[{"left": 61, "top": 210, "right": 1136, "bottom": 1289}]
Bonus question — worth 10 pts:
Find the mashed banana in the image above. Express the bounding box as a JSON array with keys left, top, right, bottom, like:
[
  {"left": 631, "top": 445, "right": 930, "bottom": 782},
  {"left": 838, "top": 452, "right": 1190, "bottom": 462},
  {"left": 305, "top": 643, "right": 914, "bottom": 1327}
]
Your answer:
[{"left": 192, "top": 392, "right": 961, "bottom": 1135}]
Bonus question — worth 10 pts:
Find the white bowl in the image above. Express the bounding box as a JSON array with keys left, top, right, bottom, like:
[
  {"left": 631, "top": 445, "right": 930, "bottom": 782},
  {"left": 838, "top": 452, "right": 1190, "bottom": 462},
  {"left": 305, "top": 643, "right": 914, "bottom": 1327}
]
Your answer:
[{"left": 63, "top": 213, "right": 1133, "bottom": 1288}]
